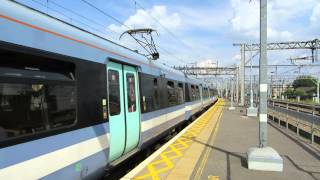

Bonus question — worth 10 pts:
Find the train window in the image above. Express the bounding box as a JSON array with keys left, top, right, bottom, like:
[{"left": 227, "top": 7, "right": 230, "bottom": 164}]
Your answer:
[
  {"left": 167, "top": 81, "right": 176, "bottom": 106},
  {"left": 0, "top": 83, "right": 76, "bottom": 142},
  {"left": 108, "top": 70, "right": 121, "bottom": 116},
  {"left": 126, "top": 73, "right": 136, "bottom": 112},
  {"left": 185, "top": 83, "right": 191, "bottom": 102},
  {"left": 191, "top": 85, "right": 196, "bottom": 101},
  {"left": 204, "top": 88, "right": 208, "bottom": 98},
  {"left": 177, "top": 83, "right": 184, "bottom": 104},
  {"left": 153, "top": 78, "right": 160, "bottom": 109},
  {"left": 196, "top": 86, "right": 200, "bottom": 100}
]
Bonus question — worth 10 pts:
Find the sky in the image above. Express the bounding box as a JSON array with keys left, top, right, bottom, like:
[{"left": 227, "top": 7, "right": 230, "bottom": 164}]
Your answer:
[{"left": 15, "top": 0, "right": 320, "bottom": 77}]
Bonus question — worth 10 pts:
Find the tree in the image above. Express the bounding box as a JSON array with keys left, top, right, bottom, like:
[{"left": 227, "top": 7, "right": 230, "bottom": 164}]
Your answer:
[
  {"left": 283, "top": 88, "right": 295, "bottom": 98},
  {"left": 294, "top": 89, "right": 307, "bottom": 97},
  {"left": 292, "top": 75, "right": 317, "bottom": 89}
]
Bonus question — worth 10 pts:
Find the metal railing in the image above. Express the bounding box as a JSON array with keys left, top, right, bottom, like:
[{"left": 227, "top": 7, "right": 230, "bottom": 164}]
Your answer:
[
  {"left": 268, "top": 100, "right": 320, "bottom": 144},
  {"left": 269, "top": 99, "right": 320, "bottom": 116}
]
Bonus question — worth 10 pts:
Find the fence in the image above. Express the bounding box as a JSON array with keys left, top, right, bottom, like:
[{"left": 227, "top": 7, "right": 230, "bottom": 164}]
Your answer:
[{"left": 268, "top": 100, "right": 320, "bottom": 145}]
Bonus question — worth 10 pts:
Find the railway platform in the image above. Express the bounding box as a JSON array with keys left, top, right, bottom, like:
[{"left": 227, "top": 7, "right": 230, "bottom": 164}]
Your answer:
[{"left": 121, "top": 99, "right": 320, "bottom": 180}]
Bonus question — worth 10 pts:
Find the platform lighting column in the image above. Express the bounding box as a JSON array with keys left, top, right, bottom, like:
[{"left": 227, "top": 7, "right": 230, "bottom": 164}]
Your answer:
[{"left": 247, "top": 0, "right": 283, "bottom": 172}]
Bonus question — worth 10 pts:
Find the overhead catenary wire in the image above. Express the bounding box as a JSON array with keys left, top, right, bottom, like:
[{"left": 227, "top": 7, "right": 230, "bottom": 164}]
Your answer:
[
  {"left": 49, "top": 0, "right": 120, "bottom": 35},
  {"left": 28, "top": 0, "right": 125, "bottom": 44},
  {"left": 79, "top": 0, "right": 188, "bottom": 65},
  {"left": 20, "top": 0, "right": 188, "bottom": 66},
  {"left": 80, "top": 0, "right": 131, "bottom": 29},
  {"left": 131, "top": 0, "right": 206, "bottom": 61}
]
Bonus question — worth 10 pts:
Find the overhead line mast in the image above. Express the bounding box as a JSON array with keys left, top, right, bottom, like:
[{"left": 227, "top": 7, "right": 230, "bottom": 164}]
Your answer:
[{"left": 234, "top": 38, "right": 320, "bottom": 107}]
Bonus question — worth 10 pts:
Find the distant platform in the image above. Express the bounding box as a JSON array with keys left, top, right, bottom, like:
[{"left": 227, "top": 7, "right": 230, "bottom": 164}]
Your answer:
[{"left": 122, "top": 100, "right": 320, "bottom": 180}]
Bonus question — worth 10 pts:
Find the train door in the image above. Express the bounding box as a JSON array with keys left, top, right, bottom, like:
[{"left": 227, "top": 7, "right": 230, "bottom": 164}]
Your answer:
[
  {"left": 107, "top": 62, "right": 140, "bottom": 162},
  {"left": 123, "top": 65, "right": 140, "bottom": 154}
]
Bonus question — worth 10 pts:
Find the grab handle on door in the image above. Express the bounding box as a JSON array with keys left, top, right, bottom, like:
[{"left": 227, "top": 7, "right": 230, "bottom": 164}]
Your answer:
[{"left": 102, "top": 98, "right": 108, "bottom": 120}]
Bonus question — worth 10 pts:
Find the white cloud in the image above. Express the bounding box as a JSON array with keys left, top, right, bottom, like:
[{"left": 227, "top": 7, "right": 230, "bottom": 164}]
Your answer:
[
  {"left": 232, "top": 54, "right": 241, "bottom": 61},
  {"left": 177, "top": 6, "right": 231, "bottom": 31},
  {"left": 267, "top": 28, "right": 293, "bottom": 41},
  {"left": 310, "top": 3, "right": 320, "bottom": 28},
  {"left": 230, "top": 0, "right": 317, "bottom": 41},
  {"left": 196, "top": 59, "right": 217, "bottom": 67},
  {"left": 108, "top": 5, "right": 182, "bottom": 34},
  {"left": 230, "top": 0, "right": 260, "bottom": 38}
]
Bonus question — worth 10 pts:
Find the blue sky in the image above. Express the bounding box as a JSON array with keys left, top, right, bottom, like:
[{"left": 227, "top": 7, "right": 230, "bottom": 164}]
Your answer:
[{"left": 16, "top": 0, "right": 320, "bottom": 77}]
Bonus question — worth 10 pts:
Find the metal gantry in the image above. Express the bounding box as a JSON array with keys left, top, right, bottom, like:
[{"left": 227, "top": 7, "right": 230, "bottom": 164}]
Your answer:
[
  {"left": 172, "top": 65, "right": 238, "bottom": 105},
  {"left": 234, "top": 39, "right": 320, "bottom": 51},
  {"left": 172, "top": 66, "right": 237, "bottom": 76},
  {"left": 234, "top": 39, "right": 320, "bottom": 108}
]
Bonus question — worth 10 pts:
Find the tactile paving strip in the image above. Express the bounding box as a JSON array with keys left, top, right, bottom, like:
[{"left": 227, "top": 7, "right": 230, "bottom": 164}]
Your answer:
[{"left": 133, "top": 100, "right": 223, "bottom": 180}]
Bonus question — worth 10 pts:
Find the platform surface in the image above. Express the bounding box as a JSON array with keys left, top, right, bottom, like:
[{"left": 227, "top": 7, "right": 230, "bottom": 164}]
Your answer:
[
  {"left": 192, "top": 104, "right": 320, "bottom": 180},
  {"left": 122, "top": 101, "right": 320, "bottom": 180}
]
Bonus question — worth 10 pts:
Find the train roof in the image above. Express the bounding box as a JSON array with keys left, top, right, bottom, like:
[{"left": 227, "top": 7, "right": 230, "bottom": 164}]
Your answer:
[{"left": 0, "top": 0, "right": 187, "bottom": 82}]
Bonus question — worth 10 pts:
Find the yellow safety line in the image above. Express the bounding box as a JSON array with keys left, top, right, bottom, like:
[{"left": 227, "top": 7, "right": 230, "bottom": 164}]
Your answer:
[
  {"left": 133, "top": 99, "right": 224, "bottom": 180},
  {"left": 193, "top": 101, "right": 225, "bottom": 180}
]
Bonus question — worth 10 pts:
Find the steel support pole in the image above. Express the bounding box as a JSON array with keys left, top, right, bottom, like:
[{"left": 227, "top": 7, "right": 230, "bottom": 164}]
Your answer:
[
  {"left": 275, "top": 66, "right": 278, "bottom": 99},
  {"left": 250, "top": 56, "right": 254, "bottom": 108},
  {"left": 317, "top": 78, "right": 319, "bottom": 104},
  {"left": 240, "top": 45, "right": 245, "bottom": 106},
  {"left": 225, "top": 81, "right": 228, "bottom": 99},
  {"left": 231, "top": 78, "right": 234, "bottom": 105},
  {"left": 247, "top": 0, "right": 282, "bottom": 171},
  {"left": 230, "top": 78, "right": 235, "bottom": 110},
  {"left": 236, "top": 67, "right": 239, "bottom": 103},
  {"left": 259, "top": 0, "right": 268, "bottom": 147}
]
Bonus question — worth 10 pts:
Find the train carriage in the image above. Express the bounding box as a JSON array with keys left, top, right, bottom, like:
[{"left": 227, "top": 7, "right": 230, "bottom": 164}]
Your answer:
[{"left": 0, "top": 0, "right": 216, "bottom": 179}]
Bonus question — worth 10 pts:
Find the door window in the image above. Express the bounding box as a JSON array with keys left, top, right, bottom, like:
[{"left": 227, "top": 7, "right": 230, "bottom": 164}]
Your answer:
[
  {"left": 126, "top": 73, "right": 136, "bottom": 112},
  {"left": 108, "top": 70, "right": 121, "bottom": 116}
]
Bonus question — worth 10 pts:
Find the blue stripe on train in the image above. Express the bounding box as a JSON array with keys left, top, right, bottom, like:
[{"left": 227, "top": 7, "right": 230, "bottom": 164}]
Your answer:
[
  {"left": 141, "top": 113, "right": 185, "bottom": 145},
  {"left": 141, "top": 104, "right": 186, "bottom": 122},
  {"left": 0, "top": 123, "right": 109, "bottom": 169}
]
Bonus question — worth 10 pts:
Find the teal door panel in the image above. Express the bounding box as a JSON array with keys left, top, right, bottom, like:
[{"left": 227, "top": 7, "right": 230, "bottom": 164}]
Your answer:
[
  {"left": 107, "top": 62, "right": 141, "bottom": 162},
  {"left": 107, "top": 62, "right": 126, "bottom": 162},
  {"left": 123, "top": 65, "right": 140, "bottom": 153}
]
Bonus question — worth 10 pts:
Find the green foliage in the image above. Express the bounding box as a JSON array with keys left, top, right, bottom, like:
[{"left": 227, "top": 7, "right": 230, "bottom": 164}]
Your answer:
[
  {"left": 283, "top": 75, "right": 319, "bottom": 99},
  {"left": 283, "top": 88, "right": 295, "bottom": 98},
  {"left": 292, "top": 75, "right": 317, "bottom": 89},
  {"left": 294, "top": 89, "right": 306, "bottom": 97}
]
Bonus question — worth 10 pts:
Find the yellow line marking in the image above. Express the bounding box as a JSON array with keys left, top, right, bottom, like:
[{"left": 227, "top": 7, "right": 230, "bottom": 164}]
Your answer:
[
  {"left": 132, "top": 99, "right": 224, "bottom": 180},
  {"left": 208, "top": 175, "right": 220, "bottom": 180},
  {"left": 193, "top": 101, "right": 225, "bottom": 180}
]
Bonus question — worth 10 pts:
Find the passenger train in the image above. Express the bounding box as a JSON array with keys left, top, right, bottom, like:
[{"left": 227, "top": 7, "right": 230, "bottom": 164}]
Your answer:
[{"left": 0, "top": 0, "right": 217, "bottom": 179}]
